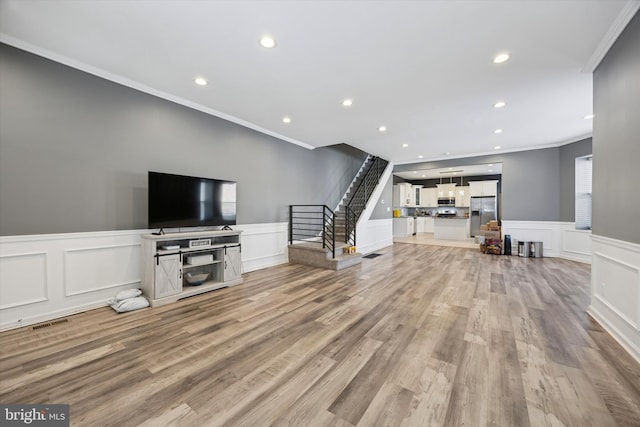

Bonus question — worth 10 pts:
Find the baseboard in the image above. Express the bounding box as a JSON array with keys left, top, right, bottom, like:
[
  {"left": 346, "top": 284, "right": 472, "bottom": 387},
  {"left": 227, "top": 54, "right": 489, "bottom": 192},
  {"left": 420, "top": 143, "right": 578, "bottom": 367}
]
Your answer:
[{"left": 588, "top": 306, "right": 640, "bottom": 364}]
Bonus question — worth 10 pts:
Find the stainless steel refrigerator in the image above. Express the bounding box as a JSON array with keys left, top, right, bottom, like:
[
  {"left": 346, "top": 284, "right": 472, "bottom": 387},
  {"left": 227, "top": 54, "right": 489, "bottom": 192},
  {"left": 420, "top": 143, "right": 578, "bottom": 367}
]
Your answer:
[{"left": 470, "top": 196, "right": 497, "bottom": 236}]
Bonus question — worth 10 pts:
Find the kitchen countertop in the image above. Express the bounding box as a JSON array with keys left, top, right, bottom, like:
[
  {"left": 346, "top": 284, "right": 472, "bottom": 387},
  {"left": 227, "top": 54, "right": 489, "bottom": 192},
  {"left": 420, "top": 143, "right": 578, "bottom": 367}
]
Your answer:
[{"left": 434, "top": 216, "right": 468, "bottom": 219}]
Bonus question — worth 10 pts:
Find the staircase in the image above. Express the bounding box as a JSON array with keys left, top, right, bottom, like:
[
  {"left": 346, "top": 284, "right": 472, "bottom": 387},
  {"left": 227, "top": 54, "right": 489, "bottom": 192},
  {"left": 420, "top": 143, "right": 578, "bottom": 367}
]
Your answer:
[{"left": 288, "top": 156, "right": 389, "bottom": 270}]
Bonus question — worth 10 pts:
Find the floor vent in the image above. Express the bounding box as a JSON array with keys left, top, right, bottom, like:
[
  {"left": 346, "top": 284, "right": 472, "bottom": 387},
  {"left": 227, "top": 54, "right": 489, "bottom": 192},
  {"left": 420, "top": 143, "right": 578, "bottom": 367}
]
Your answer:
[
  {"left": 363, "top": 253, "right": 383, "bottom": 259},
  {"left": 32, "top": 318, "right": 69, "bottom": 330}
]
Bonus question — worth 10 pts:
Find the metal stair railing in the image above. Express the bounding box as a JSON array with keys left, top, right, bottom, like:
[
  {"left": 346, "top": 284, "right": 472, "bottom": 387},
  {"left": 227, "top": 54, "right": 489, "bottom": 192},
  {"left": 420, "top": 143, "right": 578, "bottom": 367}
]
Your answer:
[
  {"left": 344, "top": 156, "right": 388, "bottom": 245},
  {"left": 289, "top": 205, "right": 335, "bottom": 258}
]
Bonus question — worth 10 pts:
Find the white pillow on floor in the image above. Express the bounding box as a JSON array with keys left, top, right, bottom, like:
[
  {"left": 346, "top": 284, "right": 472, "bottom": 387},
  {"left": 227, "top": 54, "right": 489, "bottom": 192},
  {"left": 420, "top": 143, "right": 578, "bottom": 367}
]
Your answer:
[
  {"left": 114, "top": 288, "right": 142, "bottom": 302},
  {"left": 110, "top": 296, "right": 149, "bottom": 313}
]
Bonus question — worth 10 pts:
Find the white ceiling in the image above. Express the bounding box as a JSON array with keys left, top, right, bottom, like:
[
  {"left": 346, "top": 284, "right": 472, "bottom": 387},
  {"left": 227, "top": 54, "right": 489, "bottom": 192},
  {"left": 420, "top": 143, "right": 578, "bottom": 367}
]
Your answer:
[
  {"left": 395, "top": 163, "right": 503, "bottom": 180},
  {"left": 1, "top": 0, "right": 638, "bottom": 164}
]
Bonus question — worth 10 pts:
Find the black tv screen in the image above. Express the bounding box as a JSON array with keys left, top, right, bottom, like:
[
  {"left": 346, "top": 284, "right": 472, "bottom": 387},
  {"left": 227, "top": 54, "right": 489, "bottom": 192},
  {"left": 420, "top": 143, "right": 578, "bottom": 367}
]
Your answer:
[{"left": 148, "top": 172, "right": 236, "bottom": 229}]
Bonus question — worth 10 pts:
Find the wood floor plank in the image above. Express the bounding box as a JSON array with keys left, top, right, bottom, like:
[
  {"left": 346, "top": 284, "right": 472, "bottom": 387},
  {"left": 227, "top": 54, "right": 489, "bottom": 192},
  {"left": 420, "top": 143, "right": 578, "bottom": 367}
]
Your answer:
[
  {"left": 487, "top": 329, "right": 530, "bottom": 427},
  {"left": 1, "top": 242, "right": 638, "bottom": 427},
  {"left": 442, "top": 341, "right": 489, "bottom": 427},
  {"left": 400, "top": 358, "right": 457, "bottom": 427},
  {"left": 327, "top": 324, "right": 416, "bottom": 425}
]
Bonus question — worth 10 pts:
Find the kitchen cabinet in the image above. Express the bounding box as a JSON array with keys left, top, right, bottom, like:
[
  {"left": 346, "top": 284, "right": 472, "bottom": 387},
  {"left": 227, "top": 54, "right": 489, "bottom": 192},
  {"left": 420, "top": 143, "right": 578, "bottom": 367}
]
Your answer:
[
  {"left": 437, "top": 183, "right": 456, "bottom": 198},
  {"left": 393, "top": 217, "right": 415, "bottom": 237},
  {"left": 420, "top": 187, "right": 438, "bottom": 207},
  {"left": 393, "top": 183, "right": 414, "bottom": 207},
  {"left": 424, "top": 217, "right": 434, "bottom": 232},
  {"left": 455, "top": 186, "right": 470, "bottom": 207},
  {"left": 469, "top": 180, "right": 498, "bottom": 197},
  {"left": 413, "top": 185, "right": 423, "bottom": 207}
]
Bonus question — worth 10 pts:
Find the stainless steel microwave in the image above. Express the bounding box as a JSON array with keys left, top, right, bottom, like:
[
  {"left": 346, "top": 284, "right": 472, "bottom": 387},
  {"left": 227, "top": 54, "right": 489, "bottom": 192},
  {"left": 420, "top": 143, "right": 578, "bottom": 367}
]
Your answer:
[{"left": 438, "top": 198, "right": 455, "bottom": 206}]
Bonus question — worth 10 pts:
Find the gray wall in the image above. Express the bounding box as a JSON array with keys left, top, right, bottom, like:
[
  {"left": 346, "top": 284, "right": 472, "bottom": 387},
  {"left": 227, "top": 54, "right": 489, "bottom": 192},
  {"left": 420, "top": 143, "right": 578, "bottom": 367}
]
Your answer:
[
  {"left": 370, "top": 174, "right": 393, "bottom": 219},
  {"left": 0, "top": 44, "right": 368, "bottom": 236},
  {"left": 394, "top": 147, "right": 561, "bottom": 222},
  {"left": 559, "top": 138, "right": 592, "bottom": 222},
  {"left": 593, "top": 12, "right": 640, "bottom": 244}
]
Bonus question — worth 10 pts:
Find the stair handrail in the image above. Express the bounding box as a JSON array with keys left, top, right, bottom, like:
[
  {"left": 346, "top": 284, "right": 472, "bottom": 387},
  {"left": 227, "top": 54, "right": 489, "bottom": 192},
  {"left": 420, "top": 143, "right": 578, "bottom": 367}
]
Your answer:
[
  {"left": 289, "top": 204, "right": 336, "bottom": 258},
  {"left": 344, "top": 157, "right": 388, "bottom": 244}
]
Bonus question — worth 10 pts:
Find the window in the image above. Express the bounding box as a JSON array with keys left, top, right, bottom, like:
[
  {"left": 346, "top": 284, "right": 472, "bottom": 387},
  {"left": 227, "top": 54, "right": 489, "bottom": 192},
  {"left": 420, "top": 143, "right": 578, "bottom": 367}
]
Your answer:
[{"left": 575, "top": 155, "right": 592, "bottom": 230}]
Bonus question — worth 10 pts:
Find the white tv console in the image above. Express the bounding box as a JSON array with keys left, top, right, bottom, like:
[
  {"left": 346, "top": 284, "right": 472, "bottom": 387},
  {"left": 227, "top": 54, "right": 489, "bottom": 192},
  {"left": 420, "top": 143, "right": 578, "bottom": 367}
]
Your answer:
[{"left": 141, "top": 230, "right": 243, "bottom": 307}]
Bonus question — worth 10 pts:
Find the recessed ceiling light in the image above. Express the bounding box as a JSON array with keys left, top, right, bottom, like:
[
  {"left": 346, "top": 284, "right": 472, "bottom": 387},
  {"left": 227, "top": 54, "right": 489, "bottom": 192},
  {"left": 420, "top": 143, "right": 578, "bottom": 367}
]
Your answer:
[
  {"left": 282, "top": 116, "right": 291, "bottom": 124},
  {"left": 493, "top": 101, "right": 506, "bottom": 108},
  {"left": 488, "top": 164, "right": 493, "bottom": 167},
  {"left": 378, "top": 126, "right": 387, "bottom": 132},
  {"left": 413, "top": 171, "right": 417, "bottom": 174},
  {"left": 494, "top": 146, "right": 501, "bottom": 150},
  {"left": 584, "top": 114, "right": 595, "bottom": 120},
  {"left": 259, "top": 36, "right": 276, "bottom": 48},
  {"left": 194, "top": 77, "right": 207, "bottom": 86},
  {"left": 494, "top": 129, "right": 503, "bottom": 134},
  {"left": 493, "top": 53, "right": 510, "bottom": 64},
  {"left": 418, "top": 155, "right": 423, "bottom": 159},
  {"left": 342, "top": 99, "right": 353, "bottom": 107},
  {"left": 402, "top": 143, "right": 408, "bottom": 148},
  {"left": 488, "top": 169, "right": 494, "bottom": 172}
]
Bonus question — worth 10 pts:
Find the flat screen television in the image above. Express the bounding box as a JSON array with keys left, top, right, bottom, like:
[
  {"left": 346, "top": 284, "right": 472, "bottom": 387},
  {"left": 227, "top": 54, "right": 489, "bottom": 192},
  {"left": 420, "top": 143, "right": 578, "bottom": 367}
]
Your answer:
[{"left": 148, "top": 171, "right": 236, "bottom": 229}]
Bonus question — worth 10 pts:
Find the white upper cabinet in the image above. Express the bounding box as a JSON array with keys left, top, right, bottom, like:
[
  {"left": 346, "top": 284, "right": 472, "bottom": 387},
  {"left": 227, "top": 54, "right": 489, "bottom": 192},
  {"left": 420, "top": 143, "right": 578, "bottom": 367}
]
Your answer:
[
  {"left": 412, "top": 185, "right": 423, "bottom": 207},
  {"left": 393, "top": 183, "right": 414, "bottom": 206},
  {"left": 455, "top": 186, "right": 470, "bottom": 207},
  {"left": 469, "top": 180, "right": 498, "bottom": 197},
  {"left": 436, "top": 183, "right": 456, "bottom": 198},
  {"left": 420, "top": 187, "right": 438, "bottom": 207}
]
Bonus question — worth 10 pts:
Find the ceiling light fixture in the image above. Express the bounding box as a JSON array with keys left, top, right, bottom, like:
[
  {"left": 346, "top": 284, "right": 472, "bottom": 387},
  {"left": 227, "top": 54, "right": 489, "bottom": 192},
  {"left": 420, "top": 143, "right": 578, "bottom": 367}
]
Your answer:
[
  {"left": 378, "top": 126, "right": 387, "bottom": 132},
  {"left": 494, "top": 146, "right": 501, "bottom": 150},
  {"left": 584, "top": 114, "right": 595, "bottom": 120},
  {"left": 342, "top": 99, "right": 353, "bottom": 107},
  {"left": 194, "top": 77, "right": 208, "bottom": 86},
  {"left": 418, "top": 155, "right": 423, "bottom": 159},
  {"left": 494, "top": 129, "right": 503, "bottom": 134},
  {"left": 488, "top": 169, "right": 494, "bottom": 172},
  {"left": 493, "top": 53, "right": 510, "bottom": 64},
  {"left": 282, "top": 116, "right": 291, "bottom": 124},
  {"left": 402, "top": 143, "right": 408, "bottom": 147},
  {"left": 488, "top": 164, "right": 493, "bottom": 167},
  {"left": 493, "top": 101, "right": 506, "bottom": 108},
  {"left": 259, "top": 36, "right": 276, "bottom": 48}
]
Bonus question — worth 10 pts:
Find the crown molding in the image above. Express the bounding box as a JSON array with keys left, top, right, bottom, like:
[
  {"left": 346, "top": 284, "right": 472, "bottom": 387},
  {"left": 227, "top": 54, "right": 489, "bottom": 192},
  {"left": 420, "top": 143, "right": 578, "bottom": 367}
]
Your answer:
[{"left": 583, "top": 0, "right": 640, "bottom": 73}]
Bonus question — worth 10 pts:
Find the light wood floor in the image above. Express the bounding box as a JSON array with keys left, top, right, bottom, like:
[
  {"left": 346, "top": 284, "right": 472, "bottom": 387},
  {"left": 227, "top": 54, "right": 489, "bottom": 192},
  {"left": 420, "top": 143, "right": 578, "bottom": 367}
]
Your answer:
[{"left": 1, "top": 243, "right": 639, "bottom": 427}]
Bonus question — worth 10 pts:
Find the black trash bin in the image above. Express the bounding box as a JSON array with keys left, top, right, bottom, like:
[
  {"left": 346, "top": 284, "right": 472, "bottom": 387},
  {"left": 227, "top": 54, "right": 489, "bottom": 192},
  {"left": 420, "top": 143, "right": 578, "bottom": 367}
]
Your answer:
[{"left": 504, "top": 234, "right": 512, "bottom": 255}]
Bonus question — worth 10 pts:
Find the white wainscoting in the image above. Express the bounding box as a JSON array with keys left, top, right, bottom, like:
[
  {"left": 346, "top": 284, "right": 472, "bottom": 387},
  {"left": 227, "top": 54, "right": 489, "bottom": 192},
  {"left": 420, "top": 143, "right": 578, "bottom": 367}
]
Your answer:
[
  {"left": 0, "top": 222, "right": 290, "bottom": 331},
  {"left": 356, "top": 218, "right": 394, "bottom": 255},
  {"left": 239, "top": 222, "right": 289, "bottom": 273},
  {"left": 560, "top": 225, "right": 592, "bottom": 264},
  {"left": 589, "top": 234, "right": 640, "bottom": 362},
  {"left": 500, "top": 220, "right": 591, "bottom": 263}
]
